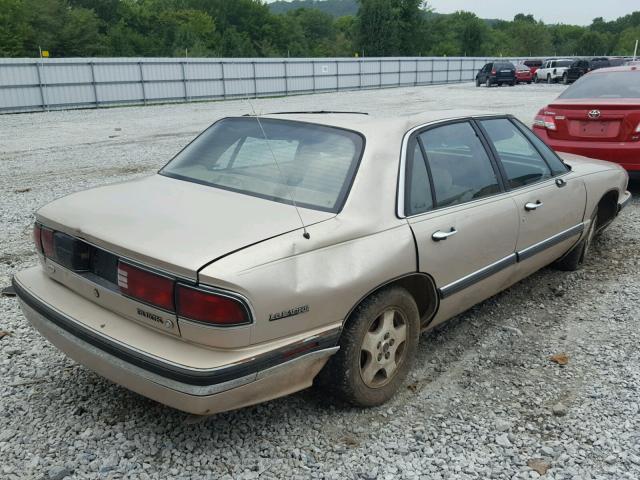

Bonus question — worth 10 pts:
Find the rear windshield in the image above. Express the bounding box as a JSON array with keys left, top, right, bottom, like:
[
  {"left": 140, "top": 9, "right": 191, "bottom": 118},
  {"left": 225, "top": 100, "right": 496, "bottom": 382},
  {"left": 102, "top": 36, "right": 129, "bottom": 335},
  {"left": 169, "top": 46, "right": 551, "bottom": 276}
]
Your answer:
[
  {"left": 160, "top": 118, "right": 364, "bottom": 212},
  {"left": 524, "top": 60, "right": 542, "bottom": 67},
  {"left": 495, "top": 63, "right": 515, "bottom": 70},
  {"left": 558, "top": 71, "right": 640, "bottom": 99},
  {"left": 556, "top": 60, "right": 573, "bottom": 68}
]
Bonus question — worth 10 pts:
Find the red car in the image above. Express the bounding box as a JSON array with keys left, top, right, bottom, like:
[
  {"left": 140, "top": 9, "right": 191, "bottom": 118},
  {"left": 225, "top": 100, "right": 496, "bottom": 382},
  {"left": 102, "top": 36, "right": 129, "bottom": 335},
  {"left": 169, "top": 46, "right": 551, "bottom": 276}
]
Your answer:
[
  {"left": 515, "top": 64, "right": 533, "bottom": 84},
  {"left": 533, "top": 66, "right": 640, "bottom": 178},
  {"left": 524, "top": 59, "right": 543, "bottom": 76}
]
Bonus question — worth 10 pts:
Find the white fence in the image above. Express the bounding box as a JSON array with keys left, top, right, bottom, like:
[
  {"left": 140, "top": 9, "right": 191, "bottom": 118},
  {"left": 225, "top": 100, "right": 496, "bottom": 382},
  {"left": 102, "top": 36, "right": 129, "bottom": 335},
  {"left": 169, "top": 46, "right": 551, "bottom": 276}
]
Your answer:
[{"left": 0, "top": 57, "right": 528, "bottom": 114}]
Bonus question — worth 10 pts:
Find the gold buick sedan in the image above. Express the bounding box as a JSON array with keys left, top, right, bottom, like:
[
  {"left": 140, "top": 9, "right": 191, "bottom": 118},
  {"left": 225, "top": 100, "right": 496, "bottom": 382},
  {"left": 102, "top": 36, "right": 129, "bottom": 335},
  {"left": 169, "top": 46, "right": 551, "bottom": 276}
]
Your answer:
[{"left": 13, "top": 111, "right": 631, "bottom": 415}]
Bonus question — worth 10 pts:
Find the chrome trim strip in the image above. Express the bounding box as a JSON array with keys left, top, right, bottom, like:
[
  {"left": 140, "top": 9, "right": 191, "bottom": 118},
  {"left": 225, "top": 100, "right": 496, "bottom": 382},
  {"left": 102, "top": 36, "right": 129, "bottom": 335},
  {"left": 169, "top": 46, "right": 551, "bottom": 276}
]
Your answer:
[
  {"left": 439, "top": 253, "right": 517, "bottom": 299},
  {"left": 438, "top": 223, "right": 585, "bottom": 298},
  {"left": 517, "top": 223, "right": 584, "bottom": 262}
]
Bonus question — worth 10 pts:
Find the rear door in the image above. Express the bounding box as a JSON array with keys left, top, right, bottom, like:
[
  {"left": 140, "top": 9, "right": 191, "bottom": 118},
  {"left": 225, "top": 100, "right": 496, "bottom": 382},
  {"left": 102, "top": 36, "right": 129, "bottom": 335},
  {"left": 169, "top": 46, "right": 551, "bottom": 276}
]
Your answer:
[
  {"left": 478, "top": 117, "right": 586, "bottom": 272},
  {"left": 403, "top": 120, "right": 520, "bottom": 325}
]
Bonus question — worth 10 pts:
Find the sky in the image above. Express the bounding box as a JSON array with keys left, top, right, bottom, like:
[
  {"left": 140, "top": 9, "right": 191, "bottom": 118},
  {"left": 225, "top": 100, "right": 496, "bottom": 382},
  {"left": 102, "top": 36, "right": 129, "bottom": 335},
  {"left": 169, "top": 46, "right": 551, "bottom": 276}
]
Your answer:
[
  {"left": 266, "top": 0, "right": 639, "bottom": 26},
  {"left": 425, "top": 0, "right": 637, "bottom": 26}
]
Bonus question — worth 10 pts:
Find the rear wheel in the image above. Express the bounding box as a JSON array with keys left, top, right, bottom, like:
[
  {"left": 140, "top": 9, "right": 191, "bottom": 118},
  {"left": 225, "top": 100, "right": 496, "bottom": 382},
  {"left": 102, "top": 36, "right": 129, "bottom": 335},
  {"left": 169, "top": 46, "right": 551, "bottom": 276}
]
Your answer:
[
  {"left": 534, "top": 75, "right": 539, "bottom": 83},
  {"left": 486, "top": 78, "right": 492, "bottom": 87},
  {"left": 547, "top": 74, "right": 553, "bottom": 84},
  {"left": 317, "top": 287, "right": 420, "bottom": 407},
  {"left": 527, "top": 81, "right": 532, "bottom": 84},
  {"left": 562, "top": 73, "right": 569, "bottom": 85},
  {"left": 554, "top": 211, "right": 598, "bottom": 271},
  {"left": 509, "top": 81, "right": 515, "bottom": 86},
  {"left": 476, "top": 77, "right": 481, "bottom": 87}
]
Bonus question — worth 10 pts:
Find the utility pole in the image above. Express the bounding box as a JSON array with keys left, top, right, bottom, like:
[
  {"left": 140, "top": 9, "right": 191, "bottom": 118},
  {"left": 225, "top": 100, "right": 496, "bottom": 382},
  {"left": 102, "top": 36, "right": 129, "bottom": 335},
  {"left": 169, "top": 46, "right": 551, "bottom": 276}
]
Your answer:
[{"left": 634, "top": 40, "right": 638, "bottom": 61}]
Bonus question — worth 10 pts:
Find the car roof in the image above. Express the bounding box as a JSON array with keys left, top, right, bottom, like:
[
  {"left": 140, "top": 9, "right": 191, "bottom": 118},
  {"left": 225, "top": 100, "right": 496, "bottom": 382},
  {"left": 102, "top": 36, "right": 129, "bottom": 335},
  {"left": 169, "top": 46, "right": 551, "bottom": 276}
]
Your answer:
[
  {"left": 246, "top": 110, "right": 501, "bottom": 137},
  {"left": 590, "top": 65, "right": 640, "bottom": 74}
]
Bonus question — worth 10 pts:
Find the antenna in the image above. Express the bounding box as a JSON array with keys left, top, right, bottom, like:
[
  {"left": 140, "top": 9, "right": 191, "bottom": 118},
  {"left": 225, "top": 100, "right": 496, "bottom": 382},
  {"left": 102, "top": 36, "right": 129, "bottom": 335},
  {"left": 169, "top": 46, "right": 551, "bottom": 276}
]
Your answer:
[{"left": 243, "top": 99, "right": 311, "bottom": 240}]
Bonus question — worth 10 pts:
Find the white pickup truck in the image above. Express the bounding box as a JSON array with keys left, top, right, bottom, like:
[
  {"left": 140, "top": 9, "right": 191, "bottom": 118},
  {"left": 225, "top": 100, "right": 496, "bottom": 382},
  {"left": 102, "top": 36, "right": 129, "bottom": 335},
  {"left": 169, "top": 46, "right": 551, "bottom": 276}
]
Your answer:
[{"left": 534, "top": 59, "right": 574, "bottom": 83}]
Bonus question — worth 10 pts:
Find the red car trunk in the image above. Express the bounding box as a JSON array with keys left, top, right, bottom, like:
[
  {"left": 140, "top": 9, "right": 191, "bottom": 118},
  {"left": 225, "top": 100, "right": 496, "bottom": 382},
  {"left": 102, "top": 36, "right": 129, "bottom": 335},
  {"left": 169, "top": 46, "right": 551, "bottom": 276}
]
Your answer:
[{"left": 544, "top": 100, "right": 640, "bottom": 143}]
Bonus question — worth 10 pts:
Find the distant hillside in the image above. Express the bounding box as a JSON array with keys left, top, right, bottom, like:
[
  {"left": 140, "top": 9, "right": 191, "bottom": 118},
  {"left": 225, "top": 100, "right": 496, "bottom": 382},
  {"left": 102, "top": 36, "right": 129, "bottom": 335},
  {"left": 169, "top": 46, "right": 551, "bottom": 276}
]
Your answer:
[{"left": 269, "top": 0, "right": 358, "bottom": 17}]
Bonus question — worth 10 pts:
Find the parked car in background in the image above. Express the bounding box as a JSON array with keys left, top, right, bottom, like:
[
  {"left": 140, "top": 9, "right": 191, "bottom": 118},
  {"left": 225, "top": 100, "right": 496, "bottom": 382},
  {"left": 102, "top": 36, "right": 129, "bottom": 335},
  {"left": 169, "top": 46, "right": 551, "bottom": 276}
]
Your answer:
[
  {"left": 565, "top": 58, "right": 608, "bottom": 84},
  {"left": 476, "top": 62, "right": 516, "bottom": 87},
  {"left": 13, "top": 111, "right": 630, "bottom": 415},
  {"left": 515, "top": 64, "right": 533, "bottom": 84},
  {"left": 535, "top": 59, "right": 574, "bottom": 83},
  {"left": 534, "top": 66, "right": 640, "bottom": 178},
  {"left": 524, "top": 59, "right": 543, "bottom": 76}
]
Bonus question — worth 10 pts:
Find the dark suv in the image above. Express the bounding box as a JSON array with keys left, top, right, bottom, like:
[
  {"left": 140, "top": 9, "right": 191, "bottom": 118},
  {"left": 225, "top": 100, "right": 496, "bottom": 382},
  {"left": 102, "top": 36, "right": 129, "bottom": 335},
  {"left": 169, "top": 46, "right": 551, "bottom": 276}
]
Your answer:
[
  {"left": 476, "top": 62, "right": 516, "bottom": 87},
  {"left": 565, "top": 58, "right": 610, "bottom": 83}
]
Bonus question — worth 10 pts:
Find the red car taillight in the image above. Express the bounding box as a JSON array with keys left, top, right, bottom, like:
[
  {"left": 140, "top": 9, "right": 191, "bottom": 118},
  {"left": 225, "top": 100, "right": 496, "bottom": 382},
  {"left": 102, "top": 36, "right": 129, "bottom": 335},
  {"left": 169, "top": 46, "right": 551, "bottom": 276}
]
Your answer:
[
  {"left": 533, "top": 113, "right": 557, "bottom": 131},
  {"left": 177, "top": 285, "right": 249, "bottom": 326},
  {"left": 33, "top": 223, "right": 43, "bottom": 253},
  {"left": 491, "top": 69, "right": 496, "bottom": 75},
  {"left": 117, "top": 261, "right": 175, "bottom": 311},
  {"left": 41, "top": 227, "right": 55, "bottom": 258}
]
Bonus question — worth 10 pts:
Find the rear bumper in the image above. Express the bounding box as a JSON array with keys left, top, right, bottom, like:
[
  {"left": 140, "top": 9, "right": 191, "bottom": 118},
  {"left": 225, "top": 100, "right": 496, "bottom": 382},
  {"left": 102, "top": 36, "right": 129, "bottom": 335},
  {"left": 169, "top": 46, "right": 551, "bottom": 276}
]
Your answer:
[
  {"left": 534, "top": 129, "right": 640, "bottom": 172},
  {"left": 13, "top": 271, "right": 339, "bottom": 415}
]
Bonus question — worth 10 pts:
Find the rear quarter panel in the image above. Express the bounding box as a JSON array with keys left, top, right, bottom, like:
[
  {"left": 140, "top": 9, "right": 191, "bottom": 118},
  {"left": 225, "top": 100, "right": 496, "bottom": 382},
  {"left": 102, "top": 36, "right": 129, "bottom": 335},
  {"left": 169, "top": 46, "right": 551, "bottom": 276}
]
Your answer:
[{"left": 199, "top": 219, "right": 417, "bottom": 345}]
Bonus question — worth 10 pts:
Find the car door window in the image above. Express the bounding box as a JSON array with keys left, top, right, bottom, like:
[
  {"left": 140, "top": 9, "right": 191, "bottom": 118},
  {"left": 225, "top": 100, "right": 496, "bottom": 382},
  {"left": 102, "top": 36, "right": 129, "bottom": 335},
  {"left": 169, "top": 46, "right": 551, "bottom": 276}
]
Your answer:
[
  {"left": 510, "top": 118, "right": 568, "bottom": 175},
  {"left": 480, "top": 118, "right": 552, "bottom": 188},
  {"left": 419, "top": 122, "right": 500, "bottom": 208},
  {"left": 405, "top": 141, "right": 434, "bottom": 215}
]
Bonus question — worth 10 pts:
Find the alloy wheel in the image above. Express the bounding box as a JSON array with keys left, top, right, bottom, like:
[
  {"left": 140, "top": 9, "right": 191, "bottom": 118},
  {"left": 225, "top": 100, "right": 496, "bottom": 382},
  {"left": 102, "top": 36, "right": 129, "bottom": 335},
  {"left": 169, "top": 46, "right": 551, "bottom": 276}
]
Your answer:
[{"left": 359, "top": 308, "right": 408, "bottom": 388}]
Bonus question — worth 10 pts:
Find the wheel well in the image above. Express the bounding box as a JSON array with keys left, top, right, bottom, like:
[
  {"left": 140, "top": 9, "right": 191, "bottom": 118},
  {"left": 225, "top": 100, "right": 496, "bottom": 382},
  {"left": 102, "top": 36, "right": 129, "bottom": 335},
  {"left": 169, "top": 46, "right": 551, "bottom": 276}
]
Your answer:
[
  {"left": 345, "top": 274, "right": 439, "bottom": 327},
  {"left": 596, "top": 190, "right": 619, "bottom": 231}
]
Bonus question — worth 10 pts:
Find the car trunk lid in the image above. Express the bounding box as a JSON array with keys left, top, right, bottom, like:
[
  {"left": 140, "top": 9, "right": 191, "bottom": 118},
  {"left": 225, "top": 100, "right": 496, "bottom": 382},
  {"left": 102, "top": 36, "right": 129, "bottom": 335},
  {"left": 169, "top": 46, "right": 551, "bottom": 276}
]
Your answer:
[
  {"left": 37, "top": 174, "right": 334, "bottom": 280},
  {"left": 544, "top": 99, "right": 640, "bottom": 142}
]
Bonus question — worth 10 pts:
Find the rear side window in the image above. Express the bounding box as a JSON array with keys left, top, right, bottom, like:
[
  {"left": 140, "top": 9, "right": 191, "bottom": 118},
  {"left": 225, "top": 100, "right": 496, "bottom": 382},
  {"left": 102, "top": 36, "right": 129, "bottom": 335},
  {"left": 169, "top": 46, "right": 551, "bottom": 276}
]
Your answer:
[
  {"left": 480, "top": 118, "right": 552, "bottom": 188},
  {"left": 559, "top": 71, "right": 640, "bottom": 99},
  {"left": 419, "top": 122, "right": 500, "bottom": 208},
  {"left": 511, "top": 119, "right": 568, "bottom": 175},
  {"left": 405, "top": 142, "right": 434, "bottom": 215}
]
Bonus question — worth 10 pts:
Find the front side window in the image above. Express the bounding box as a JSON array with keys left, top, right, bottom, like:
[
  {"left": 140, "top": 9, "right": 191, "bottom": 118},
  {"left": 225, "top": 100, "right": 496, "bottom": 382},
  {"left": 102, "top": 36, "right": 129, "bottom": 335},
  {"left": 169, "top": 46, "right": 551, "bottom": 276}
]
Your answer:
[
  {"left": 511, "top": 118, "right": 568, "bottom": 175},
  {"left": 558, "top": 71, "right": 640, "bottom": 99},
  {"left": 160, "top": 118, "right": 364, "bottom": 212},
  {"left": 480, "top": 118, "right": 552, "bottom": 188},
  {"left": 419, "top": 122, "right": 500, "bottom": 208}
]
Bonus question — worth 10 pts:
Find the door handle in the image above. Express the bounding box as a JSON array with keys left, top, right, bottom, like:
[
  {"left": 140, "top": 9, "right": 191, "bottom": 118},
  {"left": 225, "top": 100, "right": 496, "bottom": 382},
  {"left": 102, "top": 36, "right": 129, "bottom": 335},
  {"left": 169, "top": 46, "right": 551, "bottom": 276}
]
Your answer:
[
  {"left": 556, "top": 178, "right": 567, "bottom": 187},
  {"left": 432, "top": 228, "right": 458, "bottom": 241},
  {"left": 525, "top": 201, "right": 544, "bottom": 211}
]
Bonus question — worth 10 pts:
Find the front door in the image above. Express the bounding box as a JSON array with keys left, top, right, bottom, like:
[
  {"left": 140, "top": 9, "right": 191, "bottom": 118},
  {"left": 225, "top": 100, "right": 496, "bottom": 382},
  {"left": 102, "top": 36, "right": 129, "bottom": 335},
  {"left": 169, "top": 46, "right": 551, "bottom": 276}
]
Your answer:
[
  {"left": 402, "top": 120, "right": 520, "bottom": 327},
  {"left": 478, "top": 117, "right": 586, "bottom": 275}
]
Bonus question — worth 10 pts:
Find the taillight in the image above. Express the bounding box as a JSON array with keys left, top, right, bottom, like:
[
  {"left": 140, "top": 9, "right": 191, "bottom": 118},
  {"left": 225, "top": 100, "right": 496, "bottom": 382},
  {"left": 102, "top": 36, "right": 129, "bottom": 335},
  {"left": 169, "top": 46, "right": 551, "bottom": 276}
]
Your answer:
[
  {"left": 636, "top": 122, "right": 640, "bottom": 133},
  {"left": 41, "top": 227, "right": 55, "bottom": 258},
  {"left": 33, "top": 223, "right": 43, "bottom": 253},
  {"left": 117, "top": 261, "right": 175, "bottom": 311},
  {"left": 177, "top": 285, "right": 249, "bottom": 326},
  {"left": 533, "top": 113, "right": 557, "bottom": 131},
  {"left": 491, "top": 69, "right": 496, "bottom": 75}
]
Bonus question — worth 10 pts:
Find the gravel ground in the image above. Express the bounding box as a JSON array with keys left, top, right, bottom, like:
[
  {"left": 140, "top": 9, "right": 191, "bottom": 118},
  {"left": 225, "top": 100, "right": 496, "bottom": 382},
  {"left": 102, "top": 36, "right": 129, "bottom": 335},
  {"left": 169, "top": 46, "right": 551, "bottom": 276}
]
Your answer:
[{"left": 1, "top": 82, "right": 639, "bottom": 480}]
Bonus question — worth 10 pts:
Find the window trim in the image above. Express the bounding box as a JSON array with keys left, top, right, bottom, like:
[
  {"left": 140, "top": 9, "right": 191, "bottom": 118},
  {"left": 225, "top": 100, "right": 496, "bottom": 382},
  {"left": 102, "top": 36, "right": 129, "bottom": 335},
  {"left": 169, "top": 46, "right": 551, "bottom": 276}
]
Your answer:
[
  {"left": 397, "top": 116, "right": 508, "bottom": 218},
  {"left": 158, "top": 116, "right": 367, "bottom": 215}
]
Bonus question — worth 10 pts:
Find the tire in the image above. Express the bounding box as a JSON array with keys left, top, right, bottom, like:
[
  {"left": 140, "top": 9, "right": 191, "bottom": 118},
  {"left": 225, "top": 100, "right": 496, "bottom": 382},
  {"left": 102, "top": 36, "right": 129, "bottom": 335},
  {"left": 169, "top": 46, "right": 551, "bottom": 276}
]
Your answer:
[
  {"left": 527, "top": 81, "right": 532, "bottom": 84},
  {"left": 547, "top": 74, "right": 553, "bottom": 84},
  {"left": 534, "top": 75, "right": 539, "bottom": 83},
  {"left": 317, "top": 287, "right": 420, "bottom": 407},
  {"left": 476, "top": 77, "right": 481, "bottom": 87},
  {"left": 509, "top": 81, "right": 515, "bottom": 86},
  {"left": 562, "top": 73, "right": 569, "bottom": 85},
  {"left": 554, "top": 211, "right": 598, "bottom": 271},
  {"left": 486, "top": 78, "right": 492, "bottom": 87}
]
